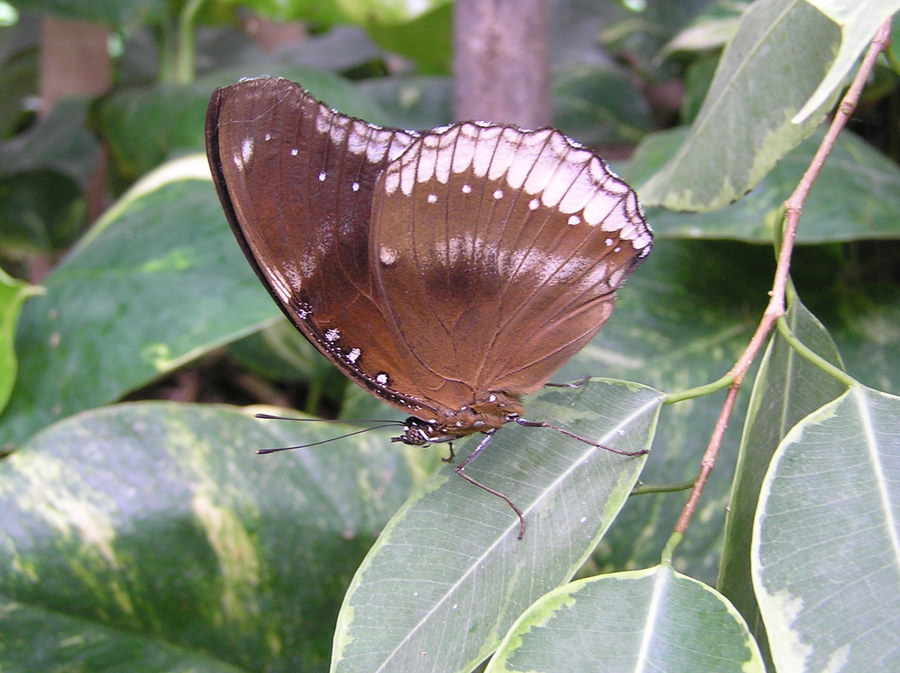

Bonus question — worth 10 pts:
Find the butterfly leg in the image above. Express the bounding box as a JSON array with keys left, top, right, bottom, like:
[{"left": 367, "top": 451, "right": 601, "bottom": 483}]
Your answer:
[
  {"left": 544, "top": 375, "right": 590, "bottom": 389},
  {"left": 455, "top": 430, "right": 527, "bottom": 539},
  {"left": 514, "top": 418, "right": 649, "bottom": 457},
  {"left": 441, "top": 442, "right": 456, "bottom": 463}
]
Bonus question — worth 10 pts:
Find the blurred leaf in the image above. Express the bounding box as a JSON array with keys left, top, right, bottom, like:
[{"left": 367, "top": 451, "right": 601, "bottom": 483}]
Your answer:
[
  {"left": 0, "top": 599, "right": 247, "bottom": 673},
  {"left": 551, "top": 65, "right": 653, "bottom": 147},
  {"left": 0, "top": 45, "right": 39, "bottom": 139},
  {"left": 356, "top": 75, "right": 452, "bottom": 130},
  {"left": 680, "top": 53, "right": 719, "bottom": 123},
  {"left": 333, "top": 379, "right": 664, "bottom": 673},
  {"left": 0, "top": 97, "right": 100, "bottom": 188},
  {"left": 718, "top": 296, "right": 846, "bottom": 661},
  {"left": 0, "top": 169, "right": 86, "bottom": 257},
  {"left": 364, "top": 2, "right": 452, "bottom": 74},
  {"left": 795, "top": 0, "right": 900, "bottom": 121},
  {"left": 11, "top": 0, "right": 168, "bottom": 24},
  {"left": 0, "top": 157, "right": 281, "bottom": 449},
  {"left": 0, "top": 268, "right": 42, "bottom": 414},
  {"left": 218, "top": 0, "right": 351, "bottom": 24},
  {"left": 486, "top": 565, "right": 764, "bottom": 673},
  {"left": 95, "top": 68, "right": 393, "bottom": 182},
  {"left": 753, "top": 384, "right": 900, "bottom": 672},
  {"left": 228, "top": 318, "right": 334, "bottom": 383},
  {"left": 658, "top": 0, "right": 748, "bottom": 58},
  {"left": 640, "top": 0, "right": 841, "bottom": 210},
  {"left": 0, "top": 401, "right": 427, "bottom": 672},
  {"left": 0, "top": 97, "right": 99, "bottom": 256},
  {"left": 338, "top": 0, "right": 451, "bottom": 25},
  {"left": 629, "top": 127, "right": 900, "bottom": 242}
]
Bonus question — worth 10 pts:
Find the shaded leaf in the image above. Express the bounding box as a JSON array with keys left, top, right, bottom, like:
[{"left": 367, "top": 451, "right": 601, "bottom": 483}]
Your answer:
[
  {"left": 640, "top": 0, "right": 841, "bottom": 210},
  {"left": 11, "top": 0, "right": 167, "bottom": 24},
  {"left": 0, "top": 401, "right": 425, "bottom": 672},
  {"left": 753, "top": 385, "right": 900, "bottom": 673},
  {"left": 551, "top": 65, "right": 653, "bottom": 148},
  {"left": 363, "top": 2, "right": 453, "bottom": 74},
  {"left": 486, "top": 565, "right": 764, "bottom": 673},
  {"left": 95, "top": 67, "right": 392, "bottom": 182},
  {"left": 0, "top": 598, "right": 246, "bottom": 673},
  {"left": 0, "top": 268, "right": 42, "bottom": 414},
  {"left": 332, "top": 379, "right": 664, "bottom": 673},
  {"left": 629, "top": 127, "right": 900, "bottom": 242},
  {"left": 0, "top": 158, "right": 280, "bottom": 448}
]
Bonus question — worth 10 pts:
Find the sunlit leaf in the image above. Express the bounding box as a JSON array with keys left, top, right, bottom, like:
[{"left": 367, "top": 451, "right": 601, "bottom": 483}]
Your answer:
[
  {"left": 754, "top": 385, "right": 900, "bottom": 673},
  {"left": 333, "top": 379, "right": 664, "bottom": 673},
  {"left": 640, "top": 0, "right": 841, "bottom": 210},
  {"left": 486, "top": 565, "right": 764, "bottom": 673}
]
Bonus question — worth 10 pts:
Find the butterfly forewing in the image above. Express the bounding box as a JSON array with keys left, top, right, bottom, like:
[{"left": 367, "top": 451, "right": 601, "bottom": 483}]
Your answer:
[
  {"left": 370, "top": 122, "right": 652, "bottom": 400},
  {"left": 206, "top": 78, "right": 437, "bottom": 416}
]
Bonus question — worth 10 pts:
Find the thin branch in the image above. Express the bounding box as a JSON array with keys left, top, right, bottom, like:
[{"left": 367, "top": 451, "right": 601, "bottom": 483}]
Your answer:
[{"left": 665, "top": 18, "right": 893, "bottom": 545}]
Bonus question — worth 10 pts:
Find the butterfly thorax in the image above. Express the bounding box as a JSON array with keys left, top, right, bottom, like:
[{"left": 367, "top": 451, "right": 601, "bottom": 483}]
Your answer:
[{"left": 394, "top": 391, "right": 525, "bottom": 446}]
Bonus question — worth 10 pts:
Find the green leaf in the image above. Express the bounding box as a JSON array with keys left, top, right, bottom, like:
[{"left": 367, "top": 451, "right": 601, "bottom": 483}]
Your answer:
[
  {"left": 795, "top": 0, "right": 900, "bottom": 121},
  {"left": 96, "top": 68, "right": 392, "bottom": 182},
  {"left": 0, "top": 401, "right": 425, "bottom": 672},
  {"left": 629, "top": 127, "right": 900, "bottom": 242},
  {"left": 332, "top": 379, "right": 664, "bottom": 673},
  {"left": 486, "top": 566, "right": 764, "bottom": 673},
  {"left": 0, "top": 157, "right": 281, "bottom": 448},
  {"left": 567, "top": 239, "right": 765, "bottom": 585},
  {"left": 551, "top": 65, "right": 653, "bottom": 147},
  {"left": 338, "top": 0, "right": 451, "bottom": 25},
  {"left": 719, "top": 296, "right": 847, "bottom": 660},
  {"left": 0, "top": 598, "right": 246, "bottom": 673},
  {"left": 658, "top": 2, "right": 747, "bottom": 58},
  {"left": 0, "top": 268, "right": 42, "bottom": 415},
  {"left": 218, "top": 0, "right": 351, "bottom": 24},
  {"left": 363, "top": 2, "right": 453, "bottom": 74},
  {"left": 10, "top": 0, "right": 168, "bottom": 24},
  {"left": 640, "top": 0, "right": 841, "bottom": 210},
  {"left": 753, "top": 385, "right": 900, "bottom": 672},
  {"left": 0, "top": 97, "right": 99, "bottom": 187}
]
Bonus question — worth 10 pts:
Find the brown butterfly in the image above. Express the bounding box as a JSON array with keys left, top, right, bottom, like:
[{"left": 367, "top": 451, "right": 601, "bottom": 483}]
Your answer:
[{"left": 205, "top": 77, "right": 652, "bottom": 537}]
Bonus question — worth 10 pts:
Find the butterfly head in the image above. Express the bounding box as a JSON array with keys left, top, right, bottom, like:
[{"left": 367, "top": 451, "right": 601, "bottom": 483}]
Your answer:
[{"left": 392, "top": 391, "right": 525, "bottom": 446}]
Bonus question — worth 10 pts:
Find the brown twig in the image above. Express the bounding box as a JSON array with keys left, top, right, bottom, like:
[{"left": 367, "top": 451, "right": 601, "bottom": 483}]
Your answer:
[{"left": 672, "top": 18, "right": 893, "bottom": 539}]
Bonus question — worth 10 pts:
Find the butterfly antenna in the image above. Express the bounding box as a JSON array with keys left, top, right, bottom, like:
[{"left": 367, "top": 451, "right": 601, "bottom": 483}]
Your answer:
[
  {"left": 253, "top": 414, "right": 404, "bottom": 454},
  {"left": 514, "top": 417, "right": 648, "bottom": 457}
]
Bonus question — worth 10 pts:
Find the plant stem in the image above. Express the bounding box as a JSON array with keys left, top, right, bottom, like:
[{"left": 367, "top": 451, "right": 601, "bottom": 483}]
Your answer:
[
  {"left": 666, "top": 18, "right": 894, "bottom": 548},
  {"left": 174, "top": 0, "right": 204, "bottom": 85}
]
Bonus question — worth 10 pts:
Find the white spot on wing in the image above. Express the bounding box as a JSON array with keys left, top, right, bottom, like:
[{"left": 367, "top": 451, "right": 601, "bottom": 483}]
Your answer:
[
  {"left": 241, "top": 138, "right": 253, "bottom": 165},
  {"left": 318, "top": 171, "right": 327, "bottom": 182},
  {"left": 427, "top": 194, "right": 437, "bottom": 203},
  {"left": 347, "top": 348, "right": 361, "bottom": 363},
  {"left": 452, "top": 125, "right": 478, "bottom": 174},
  {"left": 380, "top": 246, "right": 398, "bottom": 265},
  {"left": 376, "top": 373, "right": 389, "bottom": 385},
  {"left": 325, "top": 328, "right": 340, "bottom": 342}
]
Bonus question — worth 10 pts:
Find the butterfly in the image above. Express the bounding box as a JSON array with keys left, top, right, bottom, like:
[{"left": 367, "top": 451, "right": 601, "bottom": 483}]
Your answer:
[{"left": 205, "top": 77, "right": 652, "bottom": 537}]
